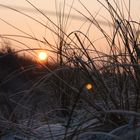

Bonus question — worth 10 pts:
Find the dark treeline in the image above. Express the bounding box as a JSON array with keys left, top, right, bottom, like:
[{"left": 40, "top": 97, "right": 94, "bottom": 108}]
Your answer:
[
  {"left": 0, "top": 47, "right": 60, "bottom": 93},
  {"left": 0, "top": 47, "right": 38, "bottom": 93}
]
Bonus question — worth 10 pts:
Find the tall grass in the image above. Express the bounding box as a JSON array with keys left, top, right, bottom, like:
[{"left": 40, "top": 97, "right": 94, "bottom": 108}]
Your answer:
[{"left": 0, "top": 0, "right": 140, "bottom": 139}]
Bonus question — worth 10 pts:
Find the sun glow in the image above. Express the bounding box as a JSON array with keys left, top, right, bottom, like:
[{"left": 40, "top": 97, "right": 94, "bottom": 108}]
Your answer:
[{"left": 38, "top": 51, "right": 48, "bottom": 61}]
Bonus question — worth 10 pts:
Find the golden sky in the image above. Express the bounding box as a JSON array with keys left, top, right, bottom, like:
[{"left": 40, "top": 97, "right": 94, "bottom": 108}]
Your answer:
[{"left": 0, "top": 0, "right": 139, "bottom": 57}]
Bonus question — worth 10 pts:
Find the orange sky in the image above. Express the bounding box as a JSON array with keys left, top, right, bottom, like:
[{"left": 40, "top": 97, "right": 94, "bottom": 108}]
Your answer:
[{"left": 0, "top": 0, "right": 139, "bottom": 58}]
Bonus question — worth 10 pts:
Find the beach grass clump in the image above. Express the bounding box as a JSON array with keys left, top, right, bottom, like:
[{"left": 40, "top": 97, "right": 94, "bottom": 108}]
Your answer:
[{"left": 0, "top": 0, "right": 140, "bottom": 139}]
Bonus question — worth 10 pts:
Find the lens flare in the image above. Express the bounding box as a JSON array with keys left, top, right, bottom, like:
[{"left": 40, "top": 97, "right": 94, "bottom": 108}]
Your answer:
[{"left": 85, "top": 83, "right": 93, "bottom": 90}]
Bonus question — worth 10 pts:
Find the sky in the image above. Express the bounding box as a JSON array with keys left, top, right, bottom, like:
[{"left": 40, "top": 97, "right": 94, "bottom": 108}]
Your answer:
[{"left": 0, "top": 0, "right": 139, "bottom": 58}]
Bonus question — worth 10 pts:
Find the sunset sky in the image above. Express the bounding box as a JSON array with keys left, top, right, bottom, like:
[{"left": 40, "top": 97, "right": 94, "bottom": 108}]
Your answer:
[{"left": 0, "top": 0, "right": 139, "bottom": 57}]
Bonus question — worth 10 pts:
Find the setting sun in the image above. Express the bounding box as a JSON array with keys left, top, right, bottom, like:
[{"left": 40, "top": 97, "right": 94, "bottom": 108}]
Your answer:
[{"left": 38, "top": 51, "right": 48, "bottom": 61}]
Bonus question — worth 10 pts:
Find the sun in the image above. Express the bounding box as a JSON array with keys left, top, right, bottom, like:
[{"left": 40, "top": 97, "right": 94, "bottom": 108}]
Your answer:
[{"left": 38, "top": 51, "right": 48, "bottom": 61}]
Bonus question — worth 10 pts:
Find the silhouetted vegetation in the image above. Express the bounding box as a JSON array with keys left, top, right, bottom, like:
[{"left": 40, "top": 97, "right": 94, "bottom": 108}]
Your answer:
[{"left": 0, "top": 0, "right": 140, "bottom": 139}]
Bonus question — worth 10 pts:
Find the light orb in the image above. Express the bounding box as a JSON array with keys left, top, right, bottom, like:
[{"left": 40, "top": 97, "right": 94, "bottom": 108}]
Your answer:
[{"left": 85, "top": 83, "right": 93, "bottom": 90}]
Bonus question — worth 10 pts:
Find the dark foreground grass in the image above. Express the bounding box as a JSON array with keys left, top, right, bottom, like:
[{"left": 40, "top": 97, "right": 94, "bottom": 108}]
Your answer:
[{"left": 0, "top": 0, "right": 140, "bottom": 139}]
